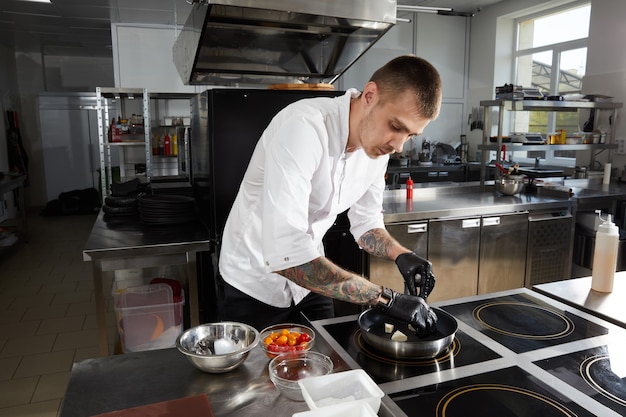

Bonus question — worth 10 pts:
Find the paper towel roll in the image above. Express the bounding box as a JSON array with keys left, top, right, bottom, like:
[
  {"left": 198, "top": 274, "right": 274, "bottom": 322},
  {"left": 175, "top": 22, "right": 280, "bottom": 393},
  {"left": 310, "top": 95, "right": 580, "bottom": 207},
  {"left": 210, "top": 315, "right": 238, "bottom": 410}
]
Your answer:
[{"left": 603, "top": 163, "right": 612, "bottom": 185}]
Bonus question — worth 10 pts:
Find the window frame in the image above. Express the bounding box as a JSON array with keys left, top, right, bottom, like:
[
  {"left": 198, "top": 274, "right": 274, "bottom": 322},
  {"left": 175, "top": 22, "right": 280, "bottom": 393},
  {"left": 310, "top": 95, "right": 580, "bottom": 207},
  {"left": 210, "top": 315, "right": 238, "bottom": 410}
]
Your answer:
[{"left": 510, "top": 1, "right": 591, "bottom": 167}]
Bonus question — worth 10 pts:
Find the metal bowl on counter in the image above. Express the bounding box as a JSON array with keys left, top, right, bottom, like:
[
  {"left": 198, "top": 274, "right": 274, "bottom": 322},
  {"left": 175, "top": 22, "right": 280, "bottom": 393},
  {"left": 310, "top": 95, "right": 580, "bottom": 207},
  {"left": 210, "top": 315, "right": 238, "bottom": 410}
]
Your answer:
[
  {"left": 358, "top": 308, "right": 458, "bottom": 359},
  {"left": 176, "top": 322, "right": 260, "bottom": 373},
  {"left": 495, "top": 177, "right": 525, "bottom": 196}
]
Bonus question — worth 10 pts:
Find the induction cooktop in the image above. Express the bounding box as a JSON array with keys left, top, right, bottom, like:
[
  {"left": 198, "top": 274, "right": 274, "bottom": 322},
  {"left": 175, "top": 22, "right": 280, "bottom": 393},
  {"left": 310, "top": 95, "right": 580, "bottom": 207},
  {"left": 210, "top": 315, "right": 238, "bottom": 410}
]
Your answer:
[
  {"left": 310, "top": 289, "right": 626, "bottom": 417},
  {"left": 534, "top": 341, "right": 626, "bottom": 414}
]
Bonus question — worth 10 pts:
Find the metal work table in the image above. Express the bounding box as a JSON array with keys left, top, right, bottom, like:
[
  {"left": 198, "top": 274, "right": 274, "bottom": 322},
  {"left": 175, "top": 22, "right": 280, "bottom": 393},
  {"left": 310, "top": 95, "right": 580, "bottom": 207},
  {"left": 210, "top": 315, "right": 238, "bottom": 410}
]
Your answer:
[
  {"left": 382, "top": 178, "right": 626, "bottom": 223},
  {"left": 58, "top": 325, "right": 352, "bottom": 417},
  {"left": 0, "top": 174, "right": 28, "bottom": 242},
  {"left": 83, "top": 211, "right": 212, "bottom": 356},
  {"left": 534, "top": 272, "right": 626, "bottom": 328},
  {"left": 381, "top": 182, "right": 573, "bottom": 223}
]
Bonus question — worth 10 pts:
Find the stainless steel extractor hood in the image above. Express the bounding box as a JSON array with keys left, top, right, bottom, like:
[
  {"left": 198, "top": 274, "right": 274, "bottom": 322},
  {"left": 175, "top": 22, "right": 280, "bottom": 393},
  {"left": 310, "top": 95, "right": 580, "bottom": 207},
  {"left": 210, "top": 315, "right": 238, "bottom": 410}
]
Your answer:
[{"left": 173, "top": 0, "right": 397, "bottom": 86}]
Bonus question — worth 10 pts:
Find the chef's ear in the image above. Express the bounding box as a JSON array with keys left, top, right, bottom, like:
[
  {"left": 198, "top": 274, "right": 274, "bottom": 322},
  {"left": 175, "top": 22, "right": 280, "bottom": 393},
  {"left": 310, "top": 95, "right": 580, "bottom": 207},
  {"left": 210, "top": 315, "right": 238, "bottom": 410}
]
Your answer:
[{"left": 362, "top": 81, "right": 378, "bottom": 104}]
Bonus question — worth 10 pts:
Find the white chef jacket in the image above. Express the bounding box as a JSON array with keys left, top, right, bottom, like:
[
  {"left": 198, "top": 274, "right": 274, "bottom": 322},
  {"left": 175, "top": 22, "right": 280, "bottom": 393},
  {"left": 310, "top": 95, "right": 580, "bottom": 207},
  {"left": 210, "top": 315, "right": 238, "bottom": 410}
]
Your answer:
[{"left": 219, "top": 89, "right": 388, "bottom": 307}]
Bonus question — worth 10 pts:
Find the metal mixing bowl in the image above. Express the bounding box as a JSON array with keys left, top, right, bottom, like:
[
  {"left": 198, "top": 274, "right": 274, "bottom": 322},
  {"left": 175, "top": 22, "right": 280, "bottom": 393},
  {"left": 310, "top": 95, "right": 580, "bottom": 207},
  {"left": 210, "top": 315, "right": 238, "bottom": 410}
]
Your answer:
[
  {"left": 495, "top": 178, "right": 525, "bottom": 195},
  {"left": 176, "top": 322, "right": 260, "bottom": 373}
]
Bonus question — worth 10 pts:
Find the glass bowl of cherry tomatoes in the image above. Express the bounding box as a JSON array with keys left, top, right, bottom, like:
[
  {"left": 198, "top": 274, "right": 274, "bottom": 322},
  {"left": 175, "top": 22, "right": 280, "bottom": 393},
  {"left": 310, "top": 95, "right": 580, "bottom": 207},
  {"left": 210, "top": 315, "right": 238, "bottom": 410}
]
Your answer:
[{"left": 259, "top": 323, "right": 315, "bottom": 359}]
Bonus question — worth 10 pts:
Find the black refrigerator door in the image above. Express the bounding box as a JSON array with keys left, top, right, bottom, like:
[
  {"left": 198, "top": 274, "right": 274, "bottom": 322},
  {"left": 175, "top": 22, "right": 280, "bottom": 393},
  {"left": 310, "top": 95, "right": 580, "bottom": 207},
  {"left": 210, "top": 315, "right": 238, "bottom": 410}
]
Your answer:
[
  {"left": 191, "top": 89, "right": 343, "bottom": 322},
  {"left": 191, "top": 88, "right": 342, "bottom": 243}
]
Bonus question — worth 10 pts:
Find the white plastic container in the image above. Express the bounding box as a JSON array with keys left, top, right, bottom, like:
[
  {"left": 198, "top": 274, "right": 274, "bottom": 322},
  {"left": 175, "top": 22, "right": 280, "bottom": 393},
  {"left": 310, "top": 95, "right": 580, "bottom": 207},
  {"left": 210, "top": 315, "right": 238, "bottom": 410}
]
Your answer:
[
  {"left": 292, "top": 401, "right": 378, "bottom": 417},
  {"left": 114, "top": 284, "right": 184, "bottom": 352},
  {"left": 298, "top": 369, "right": 384, "bottom": 413},
  {"left": 591, "top": 214, "right": 619, "bottom": 293}
]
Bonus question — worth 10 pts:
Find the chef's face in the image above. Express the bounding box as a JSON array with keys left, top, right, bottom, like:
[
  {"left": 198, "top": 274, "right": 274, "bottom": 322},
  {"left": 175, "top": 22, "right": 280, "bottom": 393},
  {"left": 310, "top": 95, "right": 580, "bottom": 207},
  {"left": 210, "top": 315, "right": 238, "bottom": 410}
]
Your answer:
[{"left": 359, "top": 88, "right": 432, "bottom": 158}]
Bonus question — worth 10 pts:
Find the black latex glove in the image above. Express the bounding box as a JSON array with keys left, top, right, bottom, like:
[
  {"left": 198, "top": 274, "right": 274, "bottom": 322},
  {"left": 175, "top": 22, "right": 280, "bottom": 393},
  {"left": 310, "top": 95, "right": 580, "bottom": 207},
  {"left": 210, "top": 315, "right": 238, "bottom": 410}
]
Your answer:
[
  {"left": 377, "top": 288, "right": 438, "bottom": 336},
  {"left": 395, "top": 252, "right": 436, "bottom": 299}
]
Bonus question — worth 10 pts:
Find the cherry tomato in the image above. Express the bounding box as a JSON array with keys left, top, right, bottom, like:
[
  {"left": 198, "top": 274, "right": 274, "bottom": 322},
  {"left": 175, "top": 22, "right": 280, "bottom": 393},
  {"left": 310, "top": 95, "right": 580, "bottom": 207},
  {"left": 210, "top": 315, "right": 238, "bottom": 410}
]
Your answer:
[
  {"left": 276, "top": 335, "right": 289, "bottom": 346},
  {"left": 297, "top": 333, "right": 311, "bottom": 344}
]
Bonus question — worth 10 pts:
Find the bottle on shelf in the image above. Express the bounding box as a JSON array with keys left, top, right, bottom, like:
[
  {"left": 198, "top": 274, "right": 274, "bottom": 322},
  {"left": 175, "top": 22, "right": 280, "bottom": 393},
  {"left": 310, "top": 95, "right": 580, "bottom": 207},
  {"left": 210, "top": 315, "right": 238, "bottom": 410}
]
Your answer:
[
  {"left": 163, "top": 131, "right": 171, "bottom": 156},
  {"left": 172, "top": 132, "right": 178, "bottom": 156},
  {"left": 159, "top": 134, "right": 164, "bottom": 155},
  {"left": 152, "top": 133, "right": 160, "bottom": 155}
]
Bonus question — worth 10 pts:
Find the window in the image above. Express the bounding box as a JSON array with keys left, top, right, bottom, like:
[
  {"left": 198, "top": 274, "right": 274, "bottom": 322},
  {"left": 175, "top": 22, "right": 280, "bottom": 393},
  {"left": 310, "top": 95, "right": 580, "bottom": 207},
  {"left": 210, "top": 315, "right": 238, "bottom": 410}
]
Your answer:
[{"left": 512, "top": 2, "right": 591, "bottom": 166}]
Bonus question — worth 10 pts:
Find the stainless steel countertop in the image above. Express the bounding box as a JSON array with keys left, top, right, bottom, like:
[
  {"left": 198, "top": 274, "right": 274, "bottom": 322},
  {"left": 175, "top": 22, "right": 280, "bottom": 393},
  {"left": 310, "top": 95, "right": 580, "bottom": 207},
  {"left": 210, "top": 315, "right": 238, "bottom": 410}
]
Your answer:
[
  {"left": 533, "top": 272, "right": 626, "bottom": 328},
  {"left": 83, "top": 211, "right": 212, "bottom": 261},
  {"left": 58, "top": 323, "right": 353, "bottom": 417},
  {"left": 382, "top": 182, "right": 571, "bottom": 223},
  {"left": 381, "top": 179, "right": 626, "bottom": 223}
]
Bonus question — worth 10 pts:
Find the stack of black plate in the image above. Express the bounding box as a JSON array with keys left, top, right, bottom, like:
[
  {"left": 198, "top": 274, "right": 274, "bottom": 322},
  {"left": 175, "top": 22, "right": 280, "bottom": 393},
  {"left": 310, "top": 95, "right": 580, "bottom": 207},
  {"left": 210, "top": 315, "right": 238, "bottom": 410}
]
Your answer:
[
  {"left": 102, "top": 196, "right": 139, "bottom": 223},
  {"left": 138, "top": 195, "right": 197, "bottom": 226}
]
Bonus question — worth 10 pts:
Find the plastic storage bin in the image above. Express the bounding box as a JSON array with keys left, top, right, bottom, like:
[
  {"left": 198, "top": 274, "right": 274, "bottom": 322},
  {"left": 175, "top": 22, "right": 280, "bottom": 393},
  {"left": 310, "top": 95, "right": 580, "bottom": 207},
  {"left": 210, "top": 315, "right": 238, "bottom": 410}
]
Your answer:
[
  {"left": 114, "top": 283, "right": 184, "bottom": 352},
  {"left": 299, "top": 369, "right": 384, "bottom": 412}
]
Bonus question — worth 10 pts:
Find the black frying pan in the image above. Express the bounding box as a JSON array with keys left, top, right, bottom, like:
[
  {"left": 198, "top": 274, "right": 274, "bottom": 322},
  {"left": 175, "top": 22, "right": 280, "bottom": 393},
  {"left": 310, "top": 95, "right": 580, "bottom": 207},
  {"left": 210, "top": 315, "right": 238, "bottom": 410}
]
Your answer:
[{"left": 358, "top": 307, "right": 458, "bottom": 359}]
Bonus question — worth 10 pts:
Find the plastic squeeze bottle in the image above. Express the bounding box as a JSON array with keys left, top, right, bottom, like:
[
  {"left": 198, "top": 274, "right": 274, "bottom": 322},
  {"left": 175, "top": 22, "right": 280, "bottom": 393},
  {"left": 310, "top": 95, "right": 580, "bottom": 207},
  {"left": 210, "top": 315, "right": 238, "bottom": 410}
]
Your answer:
[
  {"left": 406, "top": 176, "right": 414, "bottom": 199},
  {"left": 591, "top": 213, "right": 619, "bottom": 293}
]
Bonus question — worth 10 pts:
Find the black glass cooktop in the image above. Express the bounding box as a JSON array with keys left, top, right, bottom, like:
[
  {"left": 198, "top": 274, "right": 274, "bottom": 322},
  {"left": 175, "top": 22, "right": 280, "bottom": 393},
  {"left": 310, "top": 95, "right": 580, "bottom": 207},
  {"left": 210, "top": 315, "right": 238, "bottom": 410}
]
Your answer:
[
  {"left": 534, "top": 341, "right": 626, "bottom": 414},
  {"left": 322, "top": 320, "right": 500, "bottom": 384},
  {"left": 442, "top": 293, "right": 609, "bottom": 353},
  {"left": 389, "top": 366, "right": 596, "bottom": 417}
]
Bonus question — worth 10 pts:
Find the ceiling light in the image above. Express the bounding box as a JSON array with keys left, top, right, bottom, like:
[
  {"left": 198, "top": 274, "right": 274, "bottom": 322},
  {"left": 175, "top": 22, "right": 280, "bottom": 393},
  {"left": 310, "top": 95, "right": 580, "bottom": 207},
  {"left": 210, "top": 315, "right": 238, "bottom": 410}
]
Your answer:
[{"left": 19, "top": 0, "right": 52, "bottom": 3}]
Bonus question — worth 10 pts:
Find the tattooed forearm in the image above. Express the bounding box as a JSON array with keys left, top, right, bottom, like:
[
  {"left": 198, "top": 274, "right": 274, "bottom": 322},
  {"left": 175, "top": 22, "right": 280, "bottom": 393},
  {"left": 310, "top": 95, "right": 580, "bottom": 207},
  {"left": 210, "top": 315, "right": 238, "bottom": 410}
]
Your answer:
[
  {"left": 276, "top": 257, "right": 381, "bottom": 305},
  {"left": 358, "top": 228, "right": 399, "bottom": 260}
]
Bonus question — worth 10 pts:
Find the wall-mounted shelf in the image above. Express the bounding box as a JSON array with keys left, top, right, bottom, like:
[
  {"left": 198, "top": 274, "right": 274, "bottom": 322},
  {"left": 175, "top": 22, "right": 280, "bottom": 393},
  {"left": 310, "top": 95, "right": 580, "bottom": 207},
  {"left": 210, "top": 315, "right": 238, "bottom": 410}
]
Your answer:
[
  {"left": 96, "top": 88, "right": 193, "bottom": 201},
  {"left": 478, "top": 143, "right": 618, "bottom": 152},
  {"left": 480, "top": 99, "right": 623, "bottom": 112},
  {"left": 478, "top": 99, "right": 622, "bottom": 183}
]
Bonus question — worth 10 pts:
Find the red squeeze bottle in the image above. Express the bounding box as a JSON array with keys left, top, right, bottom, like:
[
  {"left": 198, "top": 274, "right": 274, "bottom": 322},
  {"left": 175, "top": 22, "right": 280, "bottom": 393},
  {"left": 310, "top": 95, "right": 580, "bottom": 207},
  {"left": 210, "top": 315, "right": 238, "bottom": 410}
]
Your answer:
[
  {"left": 406, "top": 176, "right": 413, "bottom": 199},
  {"left": 163, "top": 132, "right": 171, "bottom": 156}
]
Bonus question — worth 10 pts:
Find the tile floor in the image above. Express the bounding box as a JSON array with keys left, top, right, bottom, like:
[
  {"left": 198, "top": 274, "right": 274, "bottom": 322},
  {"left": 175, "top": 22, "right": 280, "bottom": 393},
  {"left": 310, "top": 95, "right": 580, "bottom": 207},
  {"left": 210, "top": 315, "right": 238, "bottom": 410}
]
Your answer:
[{"left": 0, "top": 209, "right": 100, "bottom": 417}]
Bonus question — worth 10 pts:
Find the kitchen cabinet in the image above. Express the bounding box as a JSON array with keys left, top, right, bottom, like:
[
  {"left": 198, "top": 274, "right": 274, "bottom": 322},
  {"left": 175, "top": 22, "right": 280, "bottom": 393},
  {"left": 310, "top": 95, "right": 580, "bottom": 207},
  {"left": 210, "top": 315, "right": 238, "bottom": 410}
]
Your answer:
[
  {"left": 525, "top": 208, "right": 574, "bottom": 286},
  {"left": 368, "top": 220, "right": 428, "bottom": 294},
  {"left": 370, "top": 212, "right": 530, "bottom": 302},
  {"left": 96, "top": 88, "right": 193, "bottom": 201},
  {"left": 427, "top": 216, "right": 481, "bottom": 301},
  {"left": 478, "top": 212, "right": 528, "bottom": 294},
  {"left": 477, "top": 99, "right": 623, "bottom": 183}
]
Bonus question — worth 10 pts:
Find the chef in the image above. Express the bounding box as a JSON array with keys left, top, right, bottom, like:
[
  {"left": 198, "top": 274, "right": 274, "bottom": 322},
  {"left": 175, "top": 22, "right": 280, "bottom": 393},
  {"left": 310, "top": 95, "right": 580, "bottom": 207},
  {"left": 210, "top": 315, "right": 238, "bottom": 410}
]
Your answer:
[{"left": 218, "top": 55, "right": 441, "bottom": 334}]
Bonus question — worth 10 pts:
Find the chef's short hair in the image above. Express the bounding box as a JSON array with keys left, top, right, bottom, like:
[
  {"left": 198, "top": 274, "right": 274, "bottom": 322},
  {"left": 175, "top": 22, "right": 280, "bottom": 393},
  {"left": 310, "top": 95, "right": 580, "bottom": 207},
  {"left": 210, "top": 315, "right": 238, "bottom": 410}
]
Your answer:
[{"left": 369, "top": 55, "right": 442, "bottom": 120}]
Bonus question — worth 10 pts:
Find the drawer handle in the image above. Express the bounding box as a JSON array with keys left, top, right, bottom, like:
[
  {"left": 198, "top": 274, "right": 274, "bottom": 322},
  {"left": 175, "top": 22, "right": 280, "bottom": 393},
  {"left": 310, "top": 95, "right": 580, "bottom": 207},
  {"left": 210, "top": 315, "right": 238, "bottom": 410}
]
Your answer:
[
  {"left": 462, "top": 219, "right": 481, "bottom": 228},
  {"left": 482, "top": 217, "right": 501, "bottom": 227},
  {"left": 407, "top": 224, "right": 428, "bottom": 233}
]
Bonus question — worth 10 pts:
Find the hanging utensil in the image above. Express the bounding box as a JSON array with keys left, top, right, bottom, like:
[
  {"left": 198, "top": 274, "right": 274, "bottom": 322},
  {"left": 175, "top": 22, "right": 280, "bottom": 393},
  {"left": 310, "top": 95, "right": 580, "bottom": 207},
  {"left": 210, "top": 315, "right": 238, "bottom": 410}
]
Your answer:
[{"left": 495, "top": 163, "right": 508, "bottom": 174}]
